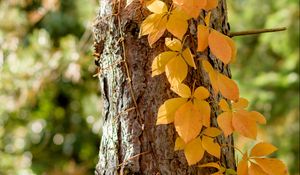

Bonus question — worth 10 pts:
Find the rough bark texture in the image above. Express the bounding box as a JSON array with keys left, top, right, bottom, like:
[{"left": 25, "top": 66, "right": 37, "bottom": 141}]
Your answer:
[{"left": 93, "top": 0, "right": 236, "bottom": 174}]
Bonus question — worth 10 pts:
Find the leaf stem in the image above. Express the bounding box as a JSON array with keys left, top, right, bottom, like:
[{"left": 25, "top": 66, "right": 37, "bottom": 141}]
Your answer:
[{"left": 229, "top": 27, "right": 286, "bottom": 37}]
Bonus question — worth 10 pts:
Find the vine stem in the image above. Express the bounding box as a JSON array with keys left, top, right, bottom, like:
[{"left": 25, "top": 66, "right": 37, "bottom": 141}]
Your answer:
[{"left": 229, "top": 27, "right": 286, "bottom": 37}]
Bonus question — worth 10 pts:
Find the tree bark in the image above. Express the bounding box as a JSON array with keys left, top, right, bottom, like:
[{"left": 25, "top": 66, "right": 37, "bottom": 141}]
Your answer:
[{"left": 93, "top": 0, "right": 236, "bottom": 174}]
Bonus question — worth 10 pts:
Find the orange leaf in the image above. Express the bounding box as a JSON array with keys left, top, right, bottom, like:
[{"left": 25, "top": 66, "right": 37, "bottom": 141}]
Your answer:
[
  {"left": 156, "top": 98, "right": 187, "bottom": 124},
  {"left": 194, "top": 99, "right": 211, "bottom": 127},
  {"left": 166, "top": 8, "right": 189, "bottom": 40},
  {"left": 204, "top": 12, "right": 211, "bottom": 26},
  {"left": 219, "top": 99, "right": 230, "bottom": 112},
  {"left": 225, "top": 36, "right": 237, "bottom": 63},
  {"left": 147, "top": 0, "right": 168, "bottom": 14},
  {"left": 182, "top": 48, "right": 196, "bottom": 69},
  {"left": 202, "top": 59, "right": 214, "bottom": 73},
  {"left": 254, "top": 158, "right": 288, "bottom": 175},
  {"left": 250, "top": 142, "right": 278, "bottom": 157},
  {"left": 165, "top": 56, "right": 188, "bottom": 85},
  {"left": 165, "top": 38, "right": 182, "bottom": 51},
  {"left": 174, "top": 137, "right": 186, "bottom": 150},
  {"left": 139, "top": 14, "right": 162, "bottom": 37},
  {"left": 208, "top": 30, "right": 232, "bottom": 64},
  {"left": 203, "top": 0, "right": 218, "bottom": 11},
  {"left": 184, "top": 137, "right": 205, "bottom": 165},
  {"left": 202, "top": 135, "right": 221, "bottom": 158},
  {"left": 232, "top": 110, "right": 258, "bottom": 139},
  {"left": 217, "top": 112, "right": 234, "bottom": 137},
  {"left": 232, "top": 98, "right": 249, "bottom": 110},
  {"left": 175, "top": 102, "right": 203, "bottom": 143},
  {"left": 202, "top": 127, "right": 222, "bottom": 137},
  {"left": 193, "top": 86, "right": 210, "bottom": 100},
  {"left": 173, "top": 0, "right": 207, "bottom": 18},
  {"left": 171, "top": 83, "right": 191, "bottom": 98},
  {"left": 147, "top": 15, "right": 167, "bottom": 47},
  {"left": 237, "top": 153, "right": 248, "bottom": 175},
  {"left": 249, "top": 162, "right": 269, "bottom": 175},
  {"left": 217, "top": 73, "right": 239, "bottom": 101},
  {"left": 151, "top": 51, "right": 177, "bottom": 76},
  {"left": 197, "top": 25, "right": 210, "bottom": 51},
  {"left": 250, "top": 111, "right": 266, "bottom": 124}
]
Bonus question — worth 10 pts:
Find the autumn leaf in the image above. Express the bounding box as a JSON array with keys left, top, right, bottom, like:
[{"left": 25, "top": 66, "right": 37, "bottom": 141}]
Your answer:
[
  {"left": 236, "top": 142, "right": 288, "bottom": 175},
  {"left": 254, "top": 158, "right": 288, "bottom": 175},
  {"left": 197, "top": 25, "right": 210, "bottom": 51},
  {"left": 203, "top": 0, "right": 218, "bottom": 11},
  {"left": 166, "top": 8, "right": 190, "bottom": 40},
  {"left": 156, "top": 98, "right": 187, "bottom": 124},
  {"left": 175, "top": 101, "right": 203, "bottom": 143},
  {"left": 152, "top": 38, "right": 196, "bottom": 85},
  {"left": 173, "top": 0, "right": 207, "bottom": 18},
  {"left": 217, "top": 98, "right": 266, "bottom": 139},
  {"left": 202, "top": 60, "right": 239, "bottom": 100},
  {"left": 208, "top": 30, "right": 232, "bottom": 64},
  {"left": 250, "top": 142, "right": 278, "bottom": 157},
  {"left": 197, "top": 27, "right": 236, "bottom": 64},
  {"left": 174, "top": 137, "right": 186, "bottom": 151},
  {"left": 184, "top": 137, "right": 205, "bottom": 165},
  {"left": 202, "top": 135, "right": 221, "bottom": 158},
  {"left": 237, "top": 153, "right": 249, "bottom": 175},
  {"left": 202, "top": 127, "right": 222, "bottom": 137},
  {"left": 140, "top": 0, "right": 191, "bottom": 46}
]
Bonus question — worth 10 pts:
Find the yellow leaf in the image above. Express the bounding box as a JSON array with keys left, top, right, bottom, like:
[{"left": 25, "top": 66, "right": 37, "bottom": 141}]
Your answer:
[
  {"left": 202, "top": 60, "right": 219, "bottom": 93},
  {"left": 202, "top": 59, "right": 214, "bottom": 73},
  {"left": 152, "top": 51, "right": 177, "bottom": 76},
  {"left": 147, "top": 15, "right": 167, "bottom": 47},
  {"left": 217, "top": 73, "right": 239, "bottom": 101},
  {"left": 203, "top": 0, "right": 218, "bottom": 11},
  {"left": 173, "top": 0, "right": 207, "bottom": 19},
  {"left": 254, "top": 158, "right": 288, "bottom": 175},
  {"left": 182, "top": 48, "right": 196, "bottom": 69},
  {"left": 194, "top": 99, "right": 211, "bottom": 127},
  {"left": 165, "top": 56, "right": 188, "bottom": 85},
  {"left": 232, "top": 98, "right": 249, "bottom": 110},
  {"left": 139, "top": 14, "right": 162, "bottom": 37},
  {"left": 237, "top": 154, "right": 248, "bottom": 175},
  {"left": 156, "top": 98, "right": 187, "bottom": 124},
  {"left": 208, "top": 30, "right": 232, "bottom": 64},
  {"left": 174, "top": 137, "right": 186, "bottom": 150},
  {"left": 146, "top": 0, "right": 168, "bottom": 14},
  {"left": 165, "top": 38, "right": 182, "bottom": 51},
  {"left": 202, "top": 135, "right": 220, "bottom": 158},
  {"left": 197, "top": 25, "right": 209, "bottom": 51},
  {"left": 217, "top": 111, "right": 234, "bottom": 137},
  {"left": 232, "top": 110, "right": 258, "bottom": 139},
  {"left": 204, "top": 12, "right": 211, "bottom": 26},
  {"left": 249, "top": 162, "right": 269, "bottom": 175},
  {"left": 218, "top": 99, "right": 230, "bottom": 112},
  {"left": 184, "top": 137, "right": 205, "bottom": 165},
  {"left": 193, "top": 86, "right": 210, "bottom": 100},
  {"left": 226, "top": 36, "right": 237, "bottom": 63},
  {"left": 175, "top": 102, "right": 203, "bottom": 143},
  {"left": 166, "top": 8, "right": 189, "bottom": 40},
  {"left": 171, "top": 83, "right": 191, "bottom": 98},
  {"left": 202, "top": 127, "right": 222, "bottom": 137},
  {"left": 250, "top": 142, "right": 278, "bottom": 157},
  {"left": 250, "top": 111, "right": 266, "bottom": 124}
]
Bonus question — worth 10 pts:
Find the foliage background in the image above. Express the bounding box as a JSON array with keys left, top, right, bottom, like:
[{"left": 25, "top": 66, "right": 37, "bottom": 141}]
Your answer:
[{"left": 0, "top": 0, "right": 298, "bottom": 174}]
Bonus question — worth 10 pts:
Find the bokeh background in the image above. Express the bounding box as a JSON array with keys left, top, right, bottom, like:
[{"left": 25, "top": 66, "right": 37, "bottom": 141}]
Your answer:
[{"left": 0, "top": 0, "right": 298, "bottom": 174}]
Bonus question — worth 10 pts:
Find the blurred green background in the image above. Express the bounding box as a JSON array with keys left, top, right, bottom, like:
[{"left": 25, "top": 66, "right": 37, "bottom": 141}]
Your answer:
[{"left": 0, "top": 0, "right": 298, "bottom": 174}]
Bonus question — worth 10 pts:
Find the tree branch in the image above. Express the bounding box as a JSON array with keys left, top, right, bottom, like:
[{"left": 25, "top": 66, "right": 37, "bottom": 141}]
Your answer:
[{"left": 229, "top": 27, "right": 287, "bottom": 37}]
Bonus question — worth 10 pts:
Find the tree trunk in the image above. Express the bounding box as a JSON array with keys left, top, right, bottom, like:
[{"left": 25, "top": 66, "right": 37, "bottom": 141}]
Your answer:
[{"left": 93, "top": 0, "right": 236, "bottom": 174}]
